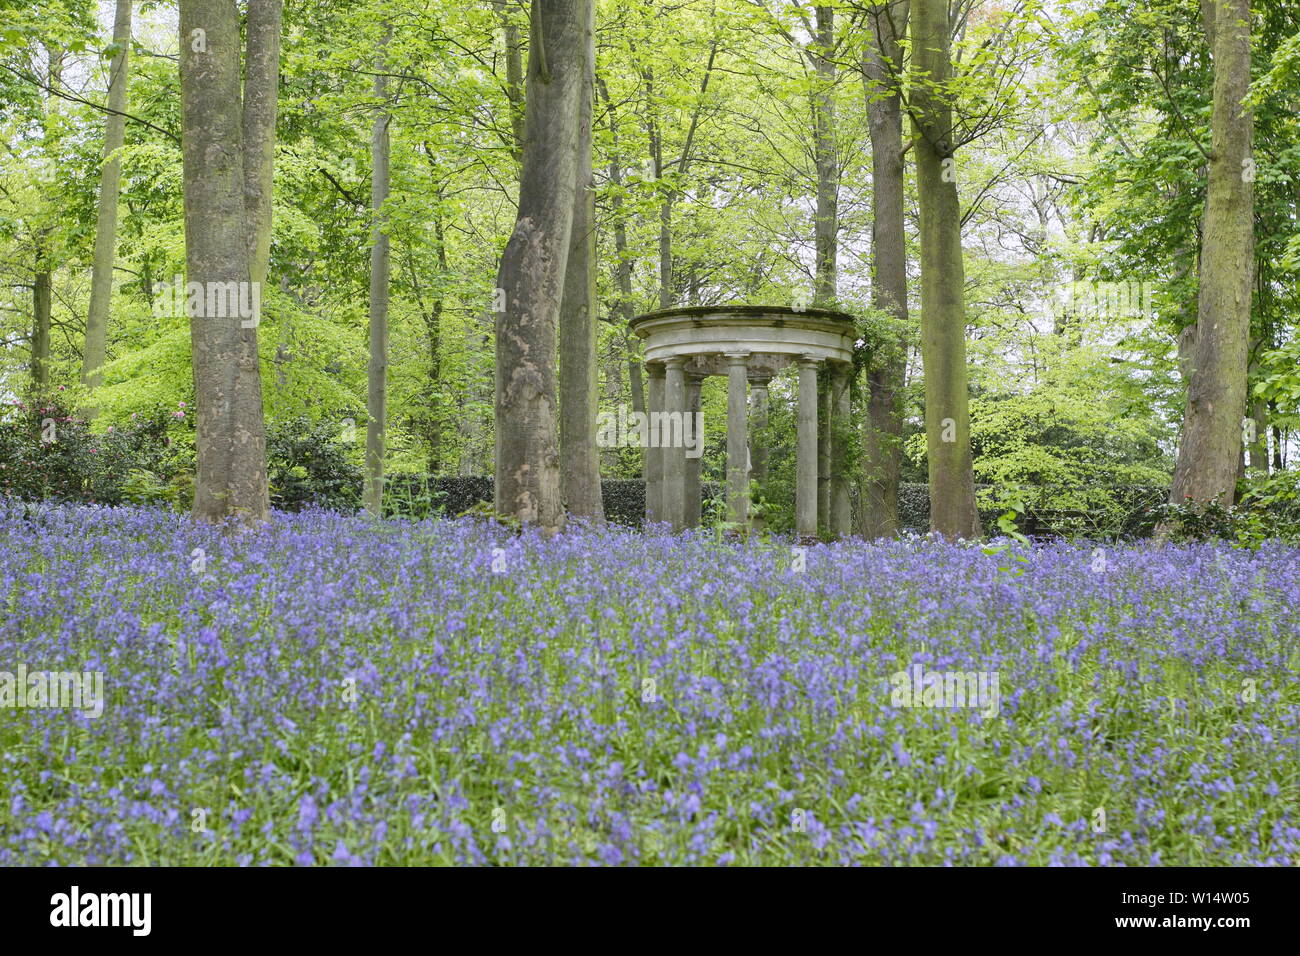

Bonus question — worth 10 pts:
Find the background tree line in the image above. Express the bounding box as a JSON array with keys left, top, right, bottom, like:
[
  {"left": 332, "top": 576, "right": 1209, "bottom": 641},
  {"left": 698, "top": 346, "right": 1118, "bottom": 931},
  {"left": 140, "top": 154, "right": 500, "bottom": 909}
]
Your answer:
[{"left": 0, "top": 0, "right": 1296, "bottom": 536}]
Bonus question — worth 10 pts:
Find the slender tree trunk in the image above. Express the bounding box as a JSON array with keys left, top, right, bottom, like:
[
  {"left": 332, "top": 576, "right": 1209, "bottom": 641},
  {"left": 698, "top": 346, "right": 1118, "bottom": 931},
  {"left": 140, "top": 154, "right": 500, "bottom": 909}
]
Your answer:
[
  {"left": 428, "top": 211, "right": 446, "bottom": 473},
  {"left": 599, "top": 77, "right": 645, "bottom": 420},
  {"left": 1169, "top": 0, "right": 1254, "bottom": 507},
  {"left": 243, "top": 0, "right": 281, "bottom": 289},
  {"left": 559, "top": 0, "right": 603, "bottom": 521},
  {"left": 364, "top": 48, "right": 391, "bottom": 517},
  {"left": 811, "top": 6, "right": 837, "bottom": 305},
  {"left": 32, "top": 272, "right": 51, "bottom": 389},
  {"left": 658, "top": 202, "right": 674, "bottom": 306},
  {"left": 495, "top": 0, "right": 526, "bottom": 163},
  {"left": 859, "top": 0, "right": 909, "bottom": 539},
  {"left": 911, "top": 0, "right": 980, "bottom": 538},
  {"left": 416, "top": 145, "right": 448, "bottom": 473},
  {"left": 81, "top": 0, "right": 132, "bottom": 397},
  {"left": 179, "top": 0, "right": 271, "bottom": 525},
  {"left": 643, "top": 43, "right": 715, "bottom": 310},
  {"left": 806, "top": 9, "right": 839, "bottom": 535},
  {"left": 1247, "top": 334, "right": 1269, "bottom": 472},
  {"left": 628, "top": 354, "right": 645, "bottom": 415},
  {"left": 32, "top": 45, "right": 61, "bottom": 392},
  {"left": 494, "top": 0, "right": 585, "bottom": 531},
  {"left": 639, "top": 65, "right": 671, "bottom": 309}
]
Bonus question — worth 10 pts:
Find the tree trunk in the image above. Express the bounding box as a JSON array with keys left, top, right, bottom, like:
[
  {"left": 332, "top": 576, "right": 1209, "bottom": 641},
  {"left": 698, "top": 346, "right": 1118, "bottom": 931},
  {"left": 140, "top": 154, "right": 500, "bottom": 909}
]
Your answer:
[
  {"left": 243, "top": 0, "right": 281, "bottom": 289},
  {"left": 653, "top": 127, "right": 673, "bottom": 307},
  {"left": 643, "top": 44, "right": 715, "bottom": 310},
  {"left": 494, "top": 0, "right": 585, "bottom": 531},
  {"left": 428, "top": 210, "right": 447, "bottom": 473},
  {"left": 628, "top": 355, "right": 645, "bottom": 416},
  {"left": 811, "top": 6, "right": 837, "bottom": 305},
  {"left": 1169, "top": 0, "right": 1254, "bottom": 507},
  {"left": 32, "top": 45, "right": 61, "bottom": 392},
  {"left": 81, "top": 0, "right": 132, "bottom": 397},
  {"left": 1247, "top": 335, "right": 1268, "bottom": 472},
  {"left": 364, "top": 46, "right": 391, "bottom": 517},
  {"left": 859, "top": 0, "right": 909, "bottom": 539},
  {"left": 32, "top": 272, "right": 51, "bottom": 389},
  {"left": 558, "top": 0, "right": 604, "bottom": 521},
  {"left": 599, "top": 77, "right": 645, "bottom": 422},
  {"left": 495, "top": 0, "right": 526, "bottom": 163},
  {"left": 179, "top": 0, "right": 271, "bottom": 525},
  {"left": 640, "top": 66, "right": 670, "bottom": 309},
  {"left": 911, "top": 0, "right": 980, "bottom": 538}
]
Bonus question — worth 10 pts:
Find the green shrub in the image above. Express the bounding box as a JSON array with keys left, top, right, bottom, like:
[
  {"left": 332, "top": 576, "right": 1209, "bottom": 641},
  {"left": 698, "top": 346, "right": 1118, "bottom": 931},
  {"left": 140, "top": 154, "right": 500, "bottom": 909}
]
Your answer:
[
  {"left": 0, "top": 398, "right": 185, "bottom": 505},
  {"left": 266, "top": 417, "right": 362, "bottom": 512}
]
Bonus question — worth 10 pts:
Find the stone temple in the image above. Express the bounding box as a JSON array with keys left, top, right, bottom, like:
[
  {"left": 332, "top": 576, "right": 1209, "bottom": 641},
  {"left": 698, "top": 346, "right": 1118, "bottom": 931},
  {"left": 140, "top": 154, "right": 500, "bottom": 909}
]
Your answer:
[{"left": 629, "top": 304, "right": 856, "bottom": 538}]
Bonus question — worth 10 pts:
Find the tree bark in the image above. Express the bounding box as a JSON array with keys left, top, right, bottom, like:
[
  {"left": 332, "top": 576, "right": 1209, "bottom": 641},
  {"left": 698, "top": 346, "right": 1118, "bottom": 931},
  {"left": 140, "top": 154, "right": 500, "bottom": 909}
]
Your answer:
[
  {"left": 364, "top": 45, "right": 391, "bottom": 517},
  {"left": 643, "top": 43, "right": 716, "bottom": 310},
  {"left": 811, "top": 5, "right": 838, "bottom": 305},
  {"left": 81, "top": 0, "right": 132, "bottom": 397},
  {"left": 911, "top": 0, "right": 980, "bottom": 538},
  {"left": 495, "top": 0, "right": 526, "bottom": 164},
  {"left": 32, "top": 45, "right": 61, "bottom": 392},
  {"left": 599, "top": 77, "right": 646, "bottom": 438},
  {"left": 427, "top": 208, "right": 447, "bottom": 473},
  {"left": 859, "top": 0, "right": 909, "bottom": 539},
  {"left": 558, "top": 0, "right": 604, "bottom": 522},
  {"left": 1247, "top": 335, "right": 1268, "bottom": 472},
  {"left": 179, "top": 0, "right": 271, "bottom": 525},
  {"left": 32, "top": 272, "right": 51, "bottom": 389},
  {"left": 243, "top": 0, "right": 281, "bottom": 289},
  {"left": 494, "top": 0, "right": 585, "bottom": 531},
  {"left": 1169, "top": 0, "right": 1254, "bottom": 507}
]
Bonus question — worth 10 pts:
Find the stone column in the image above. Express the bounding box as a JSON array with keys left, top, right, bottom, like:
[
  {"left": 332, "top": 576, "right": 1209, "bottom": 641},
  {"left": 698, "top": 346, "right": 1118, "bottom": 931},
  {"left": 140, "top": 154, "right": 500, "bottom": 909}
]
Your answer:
[
  {"left": 797, "top": 356, "right": 820, "bottom": 538},
  {"left": 749, "top": 376, "right": 770, "bottom": 533},
  {"left": 684, "top": 372, "right": 704, "bottom": 528},
  {"left": 830, "top": 363, "right": 852, "bottom": 538},
  {"left": 645, "top": 362, "right": 665, "bottom": 524},
  {"left": 725, "top": 353, "right": 750, "bottom": 526},
  {"left": 662, "top": 357, "right": 687, "bottom": 530},
  {"left": 818, "top": 371, "right": 831, "bottom": 532}
]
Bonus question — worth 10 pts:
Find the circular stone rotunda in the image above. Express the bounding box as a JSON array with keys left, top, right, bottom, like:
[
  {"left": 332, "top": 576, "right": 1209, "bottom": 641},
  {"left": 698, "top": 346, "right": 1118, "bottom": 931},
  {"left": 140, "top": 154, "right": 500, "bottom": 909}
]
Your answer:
[{"left": 628, "top": 304, "right": 856, "bottom": 538}]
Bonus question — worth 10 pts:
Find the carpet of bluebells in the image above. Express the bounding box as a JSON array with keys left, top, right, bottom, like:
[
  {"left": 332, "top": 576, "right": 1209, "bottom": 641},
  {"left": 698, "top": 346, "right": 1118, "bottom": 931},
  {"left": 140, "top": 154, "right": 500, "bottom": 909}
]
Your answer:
[{"left": 2, "top": 501, "right": 1298, "bottom": 866}]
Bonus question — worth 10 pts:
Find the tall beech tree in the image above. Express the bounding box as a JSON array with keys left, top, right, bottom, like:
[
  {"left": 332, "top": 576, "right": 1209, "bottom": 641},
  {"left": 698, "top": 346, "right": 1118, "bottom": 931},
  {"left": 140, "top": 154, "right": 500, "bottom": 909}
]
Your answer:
[
  {"left": 859, "top": 0, "right": 909, "bottom": 539},
  {"left": 243, "top": 0, "right": 282, "bottom": 290},
  {"left": 365, "top": 42, "right": 392, "bottom": 517},
  {"left": 80, "top": 0, "right": 132, "bottom": 398},
  {"left": 810, "top": 5, "right": 838, "bottom": 305},
  {"left": 2, "top": 0, "right": 1296, "bottom": 540},
  {"left": 910, "top": 0, "right": 980, "bottom": 538},
  {"left": 31, "top": 44, "right": 62, "bottom": 392},
  {"left": 1170, "top": 0, "right": 1255, "bottom": 507},
  {"left": 558, "top": 0, "right": 604, "bottom": 522},
  {"left": 494, "top": 0, "right": 586, "bottom": 531},
  {"left": 178, "top": 0, "right": 280, "bottom": 524}
]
